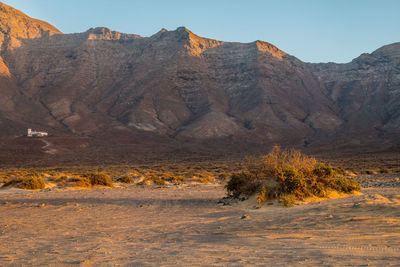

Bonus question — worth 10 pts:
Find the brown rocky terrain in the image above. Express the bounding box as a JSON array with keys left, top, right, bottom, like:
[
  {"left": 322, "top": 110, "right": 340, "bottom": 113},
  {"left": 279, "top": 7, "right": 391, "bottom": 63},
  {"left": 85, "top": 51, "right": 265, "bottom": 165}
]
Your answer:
[{"left": 0, "top": 2, "right": 399, "bottom": 165}]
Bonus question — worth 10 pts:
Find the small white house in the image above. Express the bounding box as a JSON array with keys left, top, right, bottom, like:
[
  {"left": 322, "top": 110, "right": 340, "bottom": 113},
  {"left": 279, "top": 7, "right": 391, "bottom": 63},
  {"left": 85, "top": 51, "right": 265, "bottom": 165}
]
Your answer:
[{"left": 27, "top": 128, "right": 48, "bottom": 137}]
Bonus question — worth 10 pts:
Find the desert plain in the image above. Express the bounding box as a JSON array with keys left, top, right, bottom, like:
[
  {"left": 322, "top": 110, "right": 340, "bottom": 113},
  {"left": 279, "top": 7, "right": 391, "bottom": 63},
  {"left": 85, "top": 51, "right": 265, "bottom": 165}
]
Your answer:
[{"left": 1, "top": 173, "right": 400, "bottom": 266}]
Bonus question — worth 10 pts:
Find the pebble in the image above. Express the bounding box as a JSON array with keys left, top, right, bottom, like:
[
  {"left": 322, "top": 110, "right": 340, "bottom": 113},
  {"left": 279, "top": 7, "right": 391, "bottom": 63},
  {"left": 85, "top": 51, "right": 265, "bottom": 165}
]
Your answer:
[{"left": 357, "top": 174, "right": 400, "bottom": 188}]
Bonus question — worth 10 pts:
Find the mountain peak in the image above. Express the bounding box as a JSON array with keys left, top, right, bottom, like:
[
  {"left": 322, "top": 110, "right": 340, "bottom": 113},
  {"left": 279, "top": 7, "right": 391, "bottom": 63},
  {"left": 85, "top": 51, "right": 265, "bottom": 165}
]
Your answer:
[
  {"left": 176, "top": 26, "right": 191, "bottom": 33},
  {"left": 0, "top": 1, "right": 61, "bottom": 50},
  {"left": 163, "top": 26, "right": 224, "bottom": 56},
  {"left": 173, "top": 26, "right": 196, "bottom": 39},
  {"left": 254, "top": 40, "right": 287, "bottom": 59},
  {"left": 86, "top": 27, "right": 113, "bottom": 35},
  {"left": 85, "top": 27, "right": 141, "bottom": 40},
  {"left": 152, "top": 28, "right": 168, "bottom": 37},
  {"left": 0, "top": 2, "right": 61, "bottom": 34}
]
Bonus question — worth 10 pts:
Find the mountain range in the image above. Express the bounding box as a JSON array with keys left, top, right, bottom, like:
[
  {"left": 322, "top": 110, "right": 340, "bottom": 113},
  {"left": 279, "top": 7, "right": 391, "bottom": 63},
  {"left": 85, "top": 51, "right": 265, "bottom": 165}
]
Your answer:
[{"left": 0, "top": 2, "right": 399, "bottom": 164}]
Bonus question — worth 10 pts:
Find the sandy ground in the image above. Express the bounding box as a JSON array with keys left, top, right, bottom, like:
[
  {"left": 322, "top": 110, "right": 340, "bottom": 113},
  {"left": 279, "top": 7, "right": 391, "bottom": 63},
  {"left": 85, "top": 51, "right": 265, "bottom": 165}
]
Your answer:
[{"left": 0, "top": 180, "right": 400, "bottom": 266}]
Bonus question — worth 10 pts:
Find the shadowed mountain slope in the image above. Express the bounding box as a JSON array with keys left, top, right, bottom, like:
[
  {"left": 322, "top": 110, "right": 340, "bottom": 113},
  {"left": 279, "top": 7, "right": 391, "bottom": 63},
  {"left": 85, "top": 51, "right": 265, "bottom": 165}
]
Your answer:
[
  {"left": 308, "top": 42, "right": 400, "bottom": 145},
  {"left": 0, "top": 2, "right": 398, "bottom": 164}
]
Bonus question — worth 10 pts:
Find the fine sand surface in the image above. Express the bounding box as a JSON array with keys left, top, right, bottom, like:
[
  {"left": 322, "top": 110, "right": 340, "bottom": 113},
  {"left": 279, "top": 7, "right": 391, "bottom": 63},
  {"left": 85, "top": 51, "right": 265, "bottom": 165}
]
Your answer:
[{"left": 0, "top": 181, "right": 400, "bottom": 266}]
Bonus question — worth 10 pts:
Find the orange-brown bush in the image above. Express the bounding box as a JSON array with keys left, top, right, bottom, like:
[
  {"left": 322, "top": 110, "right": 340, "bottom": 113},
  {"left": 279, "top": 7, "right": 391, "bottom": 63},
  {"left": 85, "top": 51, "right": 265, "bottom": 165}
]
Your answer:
[
  {"left": 84, "top": 173, "right": 114, "bottom": 187},
  {"left": 117, "top": 175, "right": 134, "bottom": 184},
  {"left": 68, "top": 177, "right": 91, "bottom": 188},
  {"left": 137, "top": 174, "right": 166, "bottom": 186},
  {"left": 226, "top": 146, "right": 360, "bottom": 205},
  {"left": 3, "top": 175, "right": 45, "bottom": 190}
]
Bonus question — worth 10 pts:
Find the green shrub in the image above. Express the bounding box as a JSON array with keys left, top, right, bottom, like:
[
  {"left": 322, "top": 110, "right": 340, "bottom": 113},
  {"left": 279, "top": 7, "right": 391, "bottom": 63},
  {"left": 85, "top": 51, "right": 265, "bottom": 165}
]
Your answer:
[
  {"left": 117, "top": 176, "right": 134, "bottom": 184},
  {"left": 225, "top": 146, "right": 360, "bottom": 205},
  {"left": 276, "top": 166, "right": 310, "bottom": 198},
  {"left": 84, "top": 173, "right": 114, "bottom": 187},
  {"left": 226, "top": 172, "right": 259, "bottom": 197},
  {"left": 313, "top": 163, "right": 337, "bottom": 177},
  {"left": 333, "top": 176, "right": 360, "bottom": 193},
  {"left": 311, "top": 182, "right": 328, "bottom": 198},
  {"left": 3, "top": 176, "right": 45, "bottom": 190}
]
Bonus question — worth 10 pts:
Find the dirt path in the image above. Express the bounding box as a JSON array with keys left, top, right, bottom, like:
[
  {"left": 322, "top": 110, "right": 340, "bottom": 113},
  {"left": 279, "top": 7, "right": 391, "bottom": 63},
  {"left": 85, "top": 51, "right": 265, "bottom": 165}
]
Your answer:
[
  {"left": 0, "top": 184, "right": 399, "bottom": 266},
  {"left": 41, "top": 139, "right": 57, "bottom": 154}
]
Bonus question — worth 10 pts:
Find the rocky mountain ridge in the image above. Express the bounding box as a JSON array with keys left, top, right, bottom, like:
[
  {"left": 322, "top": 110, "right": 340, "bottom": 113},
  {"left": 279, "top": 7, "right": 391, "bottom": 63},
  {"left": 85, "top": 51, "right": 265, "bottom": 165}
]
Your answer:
[
  {"left": 0, "top": 2, "right": 398, "bottom": 161},
  {"left": 308, "top": 42, "right": 400, "bottom": 143}
]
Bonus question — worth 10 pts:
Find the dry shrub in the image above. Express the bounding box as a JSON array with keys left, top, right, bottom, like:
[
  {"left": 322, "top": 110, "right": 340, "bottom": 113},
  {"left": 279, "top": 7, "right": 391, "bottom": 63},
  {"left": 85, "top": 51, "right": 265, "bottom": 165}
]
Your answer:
[
  {"left": 195, "top": 171, "right": 216, "bottom": 183},
  {"left": 199, "top": 176, "right": 216, "bottom": 183},
  {"left": 280, "top": 194, "right": 297, "bottom": 207},
  {"left": 160, "top": 172, "right": 175, "bottom": 181},
  {"left": 256, "top": 186, "right": 268, "bottom": 204},
  {"left": 60, "top": 179, "right": 67, "bottom": 187},
  {"left": 137, "top": 174, "right": 166, "bottom": 185},
  {"left": 117, "top": 175, "right": 134, "bottom": 184},
  {"left": 226, "top": 146, "right": 360, "bottom": 205},
  {"left": 127, "top": 170, "right": 142, "bottom": 177},
  {"left": 218, "top": 173, "right": 228, "bottom": 180},
  {"left": 48, "top": 175, "right": 68, "bottom": 183},
  {"left": 3, "top": 176, "right": 45, "bottom": 190},
  {"left": 162, "top": 173, "right": 185, "bottom": 184},
  {"left": 171, "top": 175, "right": 186, "bottom": 184},
  {"left": 226, "top": 172, "right": 260, "bottom": 196},
  {"left": 68, "top": 177, "right": 91, "bottom": 188},
  {"left": 191, "top": 175, "right": 216, "bottom": 184},
  {"left": 84, "top": 173, "right": 114, "bottom": 187}
]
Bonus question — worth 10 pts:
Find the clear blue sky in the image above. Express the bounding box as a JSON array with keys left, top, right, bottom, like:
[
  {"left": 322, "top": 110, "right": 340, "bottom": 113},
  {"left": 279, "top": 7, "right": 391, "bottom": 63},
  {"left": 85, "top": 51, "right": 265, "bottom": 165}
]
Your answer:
[{"left": 2, "top": 0, "right": 400, "bottom": 63}]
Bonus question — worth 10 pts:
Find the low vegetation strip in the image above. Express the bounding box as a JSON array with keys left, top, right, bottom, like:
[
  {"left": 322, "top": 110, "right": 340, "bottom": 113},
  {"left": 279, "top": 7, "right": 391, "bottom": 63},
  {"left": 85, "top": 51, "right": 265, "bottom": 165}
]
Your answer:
[
  {"left": 0, "top": 165, "right": 226, "bottom": 191},
  {"left": 2, "top": 171, "right": 45, "bottom": 190},
  {"left": 226, "top": 146, "right": 361, "bottom": 206}
]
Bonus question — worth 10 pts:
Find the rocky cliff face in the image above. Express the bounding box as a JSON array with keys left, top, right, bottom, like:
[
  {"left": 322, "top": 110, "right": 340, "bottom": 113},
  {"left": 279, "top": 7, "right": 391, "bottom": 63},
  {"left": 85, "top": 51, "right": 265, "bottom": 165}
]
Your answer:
[
  {"left": 0, "top": 2, "right": 398, "bottom": 156},
  {"left": 308, "top": 43, "right": 400, "bottom": 144}
]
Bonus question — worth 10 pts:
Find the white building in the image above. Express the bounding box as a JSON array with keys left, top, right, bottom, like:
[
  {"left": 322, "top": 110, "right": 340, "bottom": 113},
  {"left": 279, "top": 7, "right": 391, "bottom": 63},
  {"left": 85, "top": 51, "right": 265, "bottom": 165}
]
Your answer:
[{"left": 27, "top": 128, "right": 48, "bottom": 137}]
